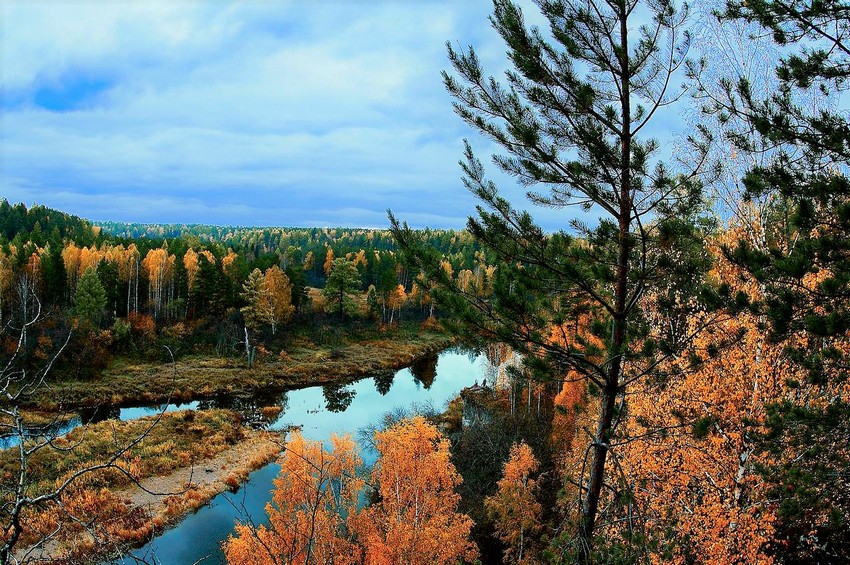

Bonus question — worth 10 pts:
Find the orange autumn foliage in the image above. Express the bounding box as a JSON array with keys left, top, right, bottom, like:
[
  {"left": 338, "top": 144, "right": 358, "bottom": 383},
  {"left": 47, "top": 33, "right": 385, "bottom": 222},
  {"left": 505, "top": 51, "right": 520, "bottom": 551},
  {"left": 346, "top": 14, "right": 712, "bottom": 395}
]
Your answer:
[
  {"left": 356, "top": 416, "right": 477, "bottom": 565},
  {"left": 547, "top": 315, "right": 601, "bottom": 477},
  {"left": 225, "top": 432, "right": 363, "bottom": 565},
  {"left": 324, "top": 248, "right": 335, "bottom": 276},
  {"left": 551, "top": 375, "right": 587, "bottom": 460},
  {"left": 225, "top": 418, "right": 477, "bottom": 565},
  {"left": 614, "top": 225, "right": 809, "bottom": 564},
  {"left": 486, "top": 442, "right": 542, "bottom": 564},
  {"left": 221, "top": 249, "right": 240, "bottom": 279}
]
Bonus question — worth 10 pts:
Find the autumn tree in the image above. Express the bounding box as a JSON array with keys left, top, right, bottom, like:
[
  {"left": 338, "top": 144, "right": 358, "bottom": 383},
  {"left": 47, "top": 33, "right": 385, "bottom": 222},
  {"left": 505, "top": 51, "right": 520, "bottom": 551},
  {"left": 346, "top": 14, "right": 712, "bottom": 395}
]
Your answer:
[
  {"left": 262, "top": 266, "right": 295, "bottom": 335},
  {"left": 224, "top": 433, "right": 363, "bottom": 565},
  {"left": 225, "top": 419, "right": 477, "bottom": 565},
  {"left": 486, "top": 442, "right": 542, "bottom": 564},
  {"left": 705, "top": 0, "right": 850, "bottom": 559},
  {"left": 322, "top": 258, "right": 361, "bottom": 320},
  {"left": 120, "top": 244, "right": 141, "bottom": 315},
  {"left": 391, "top": 0, "right": 713, "bottom": 559},
  {"left": 141, "top": 245, "right": 175, "bottom": 319},
  {"left": 75, "top": 267, "right": 107, "bottom": 327},
  {"left": 183, "top": 248, "right": 200, "bottom": 294},
  {"left": 387, "top": 284, "right": 407, "bottom": 324},
  {"left": 356, "top": 416, "right": 478, "bottom": 565},
  {"left": 61, "top": 242, "right": 81, "bottom": 294},
  {"left": 611, "top": 226, "right": 787, "bottom": 563},
  {"left": 323, "top": 247, "right": 335, "bottom": 276}
]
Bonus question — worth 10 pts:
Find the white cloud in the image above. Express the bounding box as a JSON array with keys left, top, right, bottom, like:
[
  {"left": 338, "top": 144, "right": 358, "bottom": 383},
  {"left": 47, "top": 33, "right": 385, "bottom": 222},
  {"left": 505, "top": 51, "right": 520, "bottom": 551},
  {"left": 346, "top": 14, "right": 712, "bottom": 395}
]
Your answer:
[{"left": 1, "top": 0, "right": 685, "bottom": 231}]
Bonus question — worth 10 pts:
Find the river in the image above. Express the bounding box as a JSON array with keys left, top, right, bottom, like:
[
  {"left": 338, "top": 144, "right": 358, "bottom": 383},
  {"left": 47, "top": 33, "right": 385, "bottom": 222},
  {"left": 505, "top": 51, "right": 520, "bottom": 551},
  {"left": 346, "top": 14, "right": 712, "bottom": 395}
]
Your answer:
[{"left": 106, "top": 348, "right": 487, "bottom": 564}]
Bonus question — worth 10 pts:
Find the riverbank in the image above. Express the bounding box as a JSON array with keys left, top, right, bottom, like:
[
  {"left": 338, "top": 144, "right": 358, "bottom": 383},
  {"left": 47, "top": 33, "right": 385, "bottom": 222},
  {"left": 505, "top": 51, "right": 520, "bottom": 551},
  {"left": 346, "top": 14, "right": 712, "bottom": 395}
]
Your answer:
[
  {"left": 7, "top": 409, "right": 281, "bottom": 564},
  {"left": 28, "top": 329, "right": 452, "bottom": 410}
]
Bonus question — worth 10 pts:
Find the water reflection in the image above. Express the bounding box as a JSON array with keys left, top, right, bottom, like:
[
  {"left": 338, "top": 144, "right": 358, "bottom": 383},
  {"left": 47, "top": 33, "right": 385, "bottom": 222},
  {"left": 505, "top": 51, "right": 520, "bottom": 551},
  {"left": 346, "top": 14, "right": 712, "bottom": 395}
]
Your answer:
[
  {"left": 410, "top": 353, "right": 438, "bottom": 389},
  {"left": 373, "top": 371, "right": 395, "bottom": 395},
  {"left": 199, "top": 391, "right": 290, "bottom": 426},
  {"left": 0, "top": 416, "right": 81, "bottom": 450},
  {"left": 322, "top": 383, "right": 356, "bottom": 412},
  {"left": 79, "top": 405, "right": 120, "bottom": 424},
  {"left": 115, "top": 348, "right": 488, "bottom": 564}
]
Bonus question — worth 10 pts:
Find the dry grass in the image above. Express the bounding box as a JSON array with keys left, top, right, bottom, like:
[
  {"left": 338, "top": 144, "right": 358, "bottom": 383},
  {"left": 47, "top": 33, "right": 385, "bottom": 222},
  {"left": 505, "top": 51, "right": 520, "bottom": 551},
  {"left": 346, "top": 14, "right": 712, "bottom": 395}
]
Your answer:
[
  {"left": 6, "top": 409, "right": 281, "bottom": 563},
  {"left": 28, "top": 330, "right": 452, "bottom": 410}
]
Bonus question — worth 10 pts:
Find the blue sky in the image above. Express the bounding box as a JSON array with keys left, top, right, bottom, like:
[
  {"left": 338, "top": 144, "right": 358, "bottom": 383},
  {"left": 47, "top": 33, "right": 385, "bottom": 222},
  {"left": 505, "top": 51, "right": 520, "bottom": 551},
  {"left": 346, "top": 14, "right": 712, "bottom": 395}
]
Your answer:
[{"left": 1, "top": 1, "right": 688, "bottom": 229}]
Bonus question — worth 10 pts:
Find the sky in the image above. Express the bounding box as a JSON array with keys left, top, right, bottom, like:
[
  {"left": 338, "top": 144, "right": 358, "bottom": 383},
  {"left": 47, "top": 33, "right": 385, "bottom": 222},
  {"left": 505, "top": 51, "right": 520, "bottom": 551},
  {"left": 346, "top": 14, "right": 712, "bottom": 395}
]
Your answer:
[{"left": 1, "top": 1, "right": 686, "bottom": 230}]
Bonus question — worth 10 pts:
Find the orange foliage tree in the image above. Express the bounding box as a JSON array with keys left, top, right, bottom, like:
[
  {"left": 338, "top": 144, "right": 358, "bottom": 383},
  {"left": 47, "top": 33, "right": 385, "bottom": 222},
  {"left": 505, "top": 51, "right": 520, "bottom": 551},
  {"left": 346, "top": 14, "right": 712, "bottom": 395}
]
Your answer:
[
  {"left": 323, "top": 248, "right": 335, "bottom": 276},
  {"left": 225, "top": 418, "right": 477, "bottom": 565},
  {"left": 387, "top": 284, "right": 406, "bottom": 324},
  {"left": 141, "top": 246, "right": 175, "bottom": 319},
  {"left": 262, "top": 266, "right": 294, "bottom": 335},
  {"left": 225, "top": 433, "right": 363, "bottom": 565},
  {"left": 612, "top": 224, "right": 805, "bottom": 564},
  {"left": 356, "top": 416, "right": 477, "bottom": 565},
  {"left": 485, "top": 441, "right": 542, "bottom": 564},
  {"left": 61, "top": 242, "right": 82, "bottom": 293}
]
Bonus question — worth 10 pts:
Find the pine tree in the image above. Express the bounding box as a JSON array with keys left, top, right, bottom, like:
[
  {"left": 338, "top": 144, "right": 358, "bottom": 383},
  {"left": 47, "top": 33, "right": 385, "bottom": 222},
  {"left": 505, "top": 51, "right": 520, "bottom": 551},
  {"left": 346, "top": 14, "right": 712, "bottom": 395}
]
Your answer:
[
  {"left": 322, "top": 258, "right": 361, "bottom": 320},
  {"left": 240, "top": 268, "right": 271, "bottom": 332},
  {"left": 391, "top": 0, "right": 714, "bottom": 559},
  {"left": 75, "top": 267, "right": 107, "bottom": 327},
  {"left": 191, "top": 253, "right": 228, "bottom": 317},
  {"left": 711, "top": 1, "right": 850, "bottom": 560}
]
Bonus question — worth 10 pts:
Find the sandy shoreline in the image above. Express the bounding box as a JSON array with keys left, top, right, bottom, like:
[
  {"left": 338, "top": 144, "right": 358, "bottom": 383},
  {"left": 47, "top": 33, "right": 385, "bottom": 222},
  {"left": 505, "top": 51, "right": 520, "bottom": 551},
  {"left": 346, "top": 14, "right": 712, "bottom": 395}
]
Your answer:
[{"left": 17, "top": 430, "right": 283, "bottom": 564}]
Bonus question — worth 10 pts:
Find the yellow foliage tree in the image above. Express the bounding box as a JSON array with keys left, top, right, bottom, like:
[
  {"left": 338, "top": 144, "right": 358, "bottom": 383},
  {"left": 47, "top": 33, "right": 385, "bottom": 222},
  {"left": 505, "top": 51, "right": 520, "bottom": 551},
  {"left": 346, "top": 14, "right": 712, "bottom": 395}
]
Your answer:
[
  {"left": 141, "top": 246, "right": 175, "bottom": 318},
  {"left": 183, "top": 249, "right": 200, "bottom": 292},
  {"left": 387, "top": 284, "right": 407, "bottom": 325},
  {"left": 614, "top": 225, "right": 803, "bottom": 564},
  {"left": 225, "top": 418, "right": 477, "bottom": 565},
  {"left": 61, "top": 242, "right": 81, "bottom": 293},
  {"left": 486, "top": 442, "right": 542, "bottom": 564},
  {"left": 224, "top": 433, "right": 363, "bottom": 565},
  {"left": 356, "top": 416, "right": 478, "bottom": 565},
  {"left": 324, "top": 248, "right": 335, "bottom": 276},
  {"left": 262, "top": 266, "right": 294, "bottom": 334}
]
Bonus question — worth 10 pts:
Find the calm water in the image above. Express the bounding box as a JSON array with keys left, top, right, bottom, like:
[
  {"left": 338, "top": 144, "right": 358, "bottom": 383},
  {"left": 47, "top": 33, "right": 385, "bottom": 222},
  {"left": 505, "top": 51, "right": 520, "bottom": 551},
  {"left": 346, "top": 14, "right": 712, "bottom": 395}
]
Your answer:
[{"left": 110, "top": 348, "right": 486, "bottom": 564}]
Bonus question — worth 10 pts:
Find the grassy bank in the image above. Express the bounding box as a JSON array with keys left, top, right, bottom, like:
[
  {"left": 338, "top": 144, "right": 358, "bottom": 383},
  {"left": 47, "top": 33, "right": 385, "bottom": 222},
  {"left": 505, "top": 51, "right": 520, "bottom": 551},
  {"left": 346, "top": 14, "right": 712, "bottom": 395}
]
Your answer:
[
  {"left": 29, "top": 326, "right": 452, "bottom": 410},
  {"left": 5, "top": 409, "right": 281, "bottom": 563}
]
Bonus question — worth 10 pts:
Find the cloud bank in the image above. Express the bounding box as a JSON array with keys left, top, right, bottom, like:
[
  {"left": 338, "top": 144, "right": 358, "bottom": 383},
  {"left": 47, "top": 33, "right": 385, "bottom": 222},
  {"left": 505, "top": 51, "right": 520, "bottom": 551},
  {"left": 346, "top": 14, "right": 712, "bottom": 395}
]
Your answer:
[{"left": 1, "top": 1, "right": 678, "bottom": 230}]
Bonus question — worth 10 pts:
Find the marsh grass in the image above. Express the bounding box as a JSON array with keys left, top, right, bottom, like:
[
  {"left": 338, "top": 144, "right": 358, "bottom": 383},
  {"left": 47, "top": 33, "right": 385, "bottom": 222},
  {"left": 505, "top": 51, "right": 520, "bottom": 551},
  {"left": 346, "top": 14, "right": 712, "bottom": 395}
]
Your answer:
[
  {"left": 1, "top": 409, "right": 277, "bottom": 560},
  {"left": 28, "top": 327, "right": 451, "bottom": 410}
]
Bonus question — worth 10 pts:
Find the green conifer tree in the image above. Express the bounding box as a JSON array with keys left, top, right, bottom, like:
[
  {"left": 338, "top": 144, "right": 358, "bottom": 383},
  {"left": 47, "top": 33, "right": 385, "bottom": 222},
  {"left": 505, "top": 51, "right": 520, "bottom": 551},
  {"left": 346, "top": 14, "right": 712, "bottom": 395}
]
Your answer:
[
  {"left": 240, "top": 268, "right": 271, "bottom": 332},
  {"left": 75, "top": 267, "right": 107, "bottom": 327},
  {"left": 711, "top": 1, "right": 850, "bottom": 559},
  {"left": 391, "top": 0, "right": 715, "bottom": 559},
  {"left": 322, "top": 258, "right": 361, "bottom": 320}
]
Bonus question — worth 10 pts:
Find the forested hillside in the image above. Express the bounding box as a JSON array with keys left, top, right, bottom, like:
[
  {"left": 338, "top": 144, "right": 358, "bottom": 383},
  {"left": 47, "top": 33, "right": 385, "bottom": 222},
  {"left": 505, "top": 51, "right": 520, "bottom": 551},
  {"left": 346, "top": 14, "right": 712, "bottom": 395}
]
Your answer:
[{"left": 0, "top": 200, "right": 492, "bottom": 327}]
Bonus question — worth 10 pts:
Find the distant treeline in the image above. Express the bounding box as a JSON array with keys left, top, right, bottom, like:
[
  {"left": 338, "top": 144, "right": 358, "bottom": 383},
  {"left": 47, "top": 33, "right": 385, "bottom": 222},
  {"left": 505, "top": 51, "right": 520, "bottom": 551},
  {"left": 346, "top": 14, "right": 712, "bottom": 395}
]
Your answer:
[{"left": 0, "top": 200, "right": 496, "bottom": 330}]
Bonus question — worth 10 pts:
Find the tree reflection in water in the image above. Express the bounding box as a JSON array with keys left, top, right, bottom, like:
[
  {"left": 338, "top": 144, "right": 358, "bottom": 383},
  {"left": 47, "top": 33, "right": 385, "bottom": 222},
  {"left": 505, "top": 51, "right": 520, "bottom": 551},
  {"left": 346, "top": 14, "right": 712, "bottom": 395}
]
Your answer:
[
  {"left": 410, "top": 353, "right": 438, "bottom": 389},
  {"left": 322, "top": 383, "right": 356, "bottom": 412},
  {"left": 373, "top": 371, "right": 395, "bottom": 396}
]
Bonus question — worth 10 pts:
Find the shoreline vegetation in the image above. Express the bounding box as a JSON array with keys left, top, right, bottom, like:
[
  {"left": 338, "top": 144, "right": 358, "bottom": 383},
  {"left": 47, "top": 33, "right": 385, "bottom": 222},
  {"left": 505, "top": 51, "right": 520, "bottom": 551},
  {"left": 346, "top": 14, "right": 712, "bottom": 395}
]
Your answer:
[
  {"left": 27, "top": 328, "right": 452, "bottom": 411},
  {"left": 6, "top": 331, "right": 455, "bottom": 563},
  {"left": 7, "top": 409, "right": 282, "bottom": 564}
]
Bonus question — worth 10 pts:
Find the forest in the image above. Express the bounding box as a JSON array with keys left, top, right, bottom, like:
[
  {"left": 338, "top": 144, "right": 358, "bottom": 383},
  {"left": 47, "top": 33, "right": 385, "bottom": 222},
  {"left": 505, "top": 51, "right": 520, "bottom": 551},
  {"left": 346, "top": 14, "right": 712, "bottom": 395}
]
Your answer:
[{"left": 1, "top": 0, "right": 849, "bottom": 563}]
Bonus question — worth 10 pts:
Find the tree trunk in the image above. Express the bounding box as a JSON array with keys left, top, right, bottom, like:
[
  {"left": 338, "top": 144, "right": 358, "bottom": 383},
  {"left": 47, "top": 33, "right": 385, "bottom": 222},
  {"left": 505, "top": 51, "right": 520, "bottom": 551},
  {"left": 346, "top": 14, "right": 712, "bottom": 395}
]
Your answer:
[{"left": 577, "top": 4, "right": 631, "bottom": 560}]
